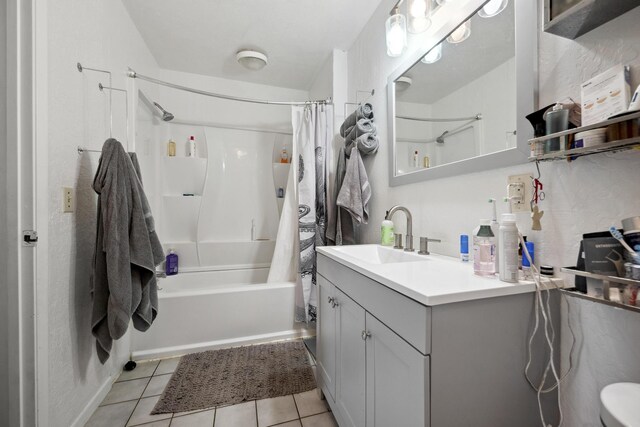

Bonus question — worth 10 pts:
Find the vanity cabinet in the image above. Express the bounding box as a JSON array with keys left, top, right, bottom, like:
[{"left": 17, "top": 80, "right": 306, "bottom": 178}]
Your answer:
[{"left": 316, "top": 251, "right": 558, "bottom": 427}]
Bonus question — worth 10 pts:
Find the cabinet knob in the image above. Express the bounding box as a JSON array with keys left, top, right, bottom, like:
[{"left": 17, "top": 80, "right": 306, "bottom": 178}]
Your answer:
[{"left": 361, "top": 330, "right": 371, "bottom": 341}]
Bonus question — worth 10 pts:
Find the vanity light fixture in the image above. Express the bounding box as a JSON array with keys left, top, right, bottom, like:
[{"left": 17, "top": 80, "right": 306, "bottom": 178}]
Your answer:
[
  {"left": 446, "top": 20, "right": 471, "bottom": 43},
  {"left": 396, "top": 76, "right": 413, "bottom": 91},
  {"left": 386, "top": 6, "right": 408, "bottom": 57},
  {"left": 421, "top": 43, "right": 442, "bottom": 64},
  {"left": 435, "top": 0, "right": 451, "bottom": 5},
  {"left": 236, "top": 50, "right": 268, "bottom": 71},
  {"left": 478, "top": 0, "right": 508, "bottom": 17},
  {"left": 407, "top": 0, "right": 431, "bottom": 33}
]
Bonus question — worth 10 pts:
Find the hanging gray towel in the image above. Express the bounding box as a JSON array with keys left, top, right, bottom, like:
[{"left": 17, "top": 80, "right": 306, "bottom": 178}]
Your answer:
[
  {"left": 345, "top": 132, "right": 379, "bottom": 156},
  {"left": 336, "top": 147, "right": 371, "bottom": 225},
  {"left": 340, "top": 103, "right": 374, "bottom": 137},
  {"left": 91, "top": 139, "right": 164, "bottom": 364},
  {"left": 326, "top": 147, "right": 354, "bottom": 245}
]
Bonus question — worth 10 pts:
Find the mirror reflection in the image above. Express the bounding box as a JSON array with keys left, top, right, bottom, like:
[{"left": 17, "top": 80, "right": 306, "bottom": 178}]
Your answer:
[{"left": 394, "top": 1, "right": 516, "bottom": 175}]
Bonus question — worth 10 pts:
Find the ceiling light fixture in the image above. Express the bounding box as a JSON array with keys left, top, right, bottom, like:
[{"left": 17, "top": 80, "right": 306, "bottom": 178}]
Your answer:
[
  {"left": 236, "top": 50, "right": 268, "bottom": 71},
  {"left": 407, "top": 0, "right": 431, "bottom": 33},
  {"left": 386, "top": 6, "right": 407, "bottom": 57},
  {"left": 396, "top": 76, "right": 413, "bottom": 91},
  {"left": 421, "top": 43, "right": 443, "bottom": 64},
  {"left": 446, "top": 20, "right": 471, "bottom": 44},
  {"left": 478, "top": 0, "right": 508, "bottom": 17}
]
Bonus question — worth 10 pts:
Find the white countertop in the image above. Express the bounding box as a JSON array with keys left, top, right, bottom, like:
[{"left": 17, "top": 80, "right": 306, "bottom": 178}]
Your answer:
[{"left": 317, "top": 245, "right": 562, "bottom": 306}]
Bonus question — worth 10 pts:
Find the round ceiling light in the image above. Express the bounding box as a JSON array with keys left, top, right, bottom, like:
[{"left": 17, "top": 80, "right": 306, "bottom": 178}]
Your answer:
[
  {"left": 396, "top": 76, "right": 413, "bottom": 91},
  {"left": 236, "top": 50, "right": 268, "bottom": 71}
]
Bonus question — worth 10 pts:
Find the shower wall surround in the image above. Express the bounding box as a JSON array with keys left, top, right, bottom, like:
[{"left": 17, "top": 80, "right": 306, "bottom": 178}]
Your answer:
[{"left": 346, "top": 1, "right": 640, "bottom": 425}]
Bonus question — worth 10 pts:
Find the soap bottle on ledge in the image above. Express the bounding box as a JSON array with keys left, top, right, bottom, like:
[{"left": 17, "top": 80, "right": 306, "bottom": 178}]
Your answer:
[
  {"left": 381, "top": 212, "right": 395, "bottom": 246},
  {"left": 280, "top": 145, "right": 289, "bottom": 163},
  {"left": 167, "top": 139, "right": 176, "bottom": 157},
  {"left": 188, "top": 135, "right": 197, "bottom": 157},
  {"left": 165, "top": 249, "right": 179, "bottom": 276}
]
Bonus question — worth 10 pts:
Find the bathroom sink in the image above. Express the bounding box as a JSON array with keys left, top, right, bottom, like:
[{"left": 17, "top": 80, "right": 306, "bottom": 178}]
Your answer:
[{"left": 331, "top": 244, "right": 425, "bottom": 265}]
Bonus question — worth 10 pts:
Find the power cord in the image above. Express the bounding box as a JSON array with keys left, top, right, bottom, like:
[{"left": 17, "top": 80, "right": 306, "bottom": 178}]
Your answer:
[{"left": 519, "top": 232, "right": 576, "bottom": 427}]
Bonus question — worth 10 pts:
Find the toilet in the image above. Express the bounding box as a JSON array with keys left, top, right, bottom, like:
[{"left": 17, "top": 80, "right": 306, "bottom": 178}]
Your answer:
[{"left": 600, "top": 383, "right": 640, "bottom": 426}]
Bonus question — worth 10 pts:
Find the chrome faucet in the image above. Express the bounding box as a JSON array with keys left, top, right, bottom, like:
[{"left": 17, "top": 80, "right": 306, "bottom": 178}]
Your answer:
[{"left": 386, "top": 205, "right": 414, "bottom": 252}]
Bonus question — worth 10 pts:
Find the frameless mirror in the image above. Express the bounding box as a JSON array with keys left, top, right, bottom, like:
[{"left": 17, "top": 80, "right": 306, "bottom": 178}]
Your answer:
[{"left": 388, "top": 0, "right": 537, "bottom": 185}]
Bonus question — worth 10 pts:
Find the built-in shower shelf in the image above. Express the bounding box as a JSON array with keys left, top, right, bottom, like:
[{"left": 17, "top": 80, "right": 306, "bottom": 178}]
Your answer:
[
  {"left": 163, "top": 194, "right": 202, "bottom": 198},
  {"left": 163, "top": 156, "right": 208, "bottom": 196}
]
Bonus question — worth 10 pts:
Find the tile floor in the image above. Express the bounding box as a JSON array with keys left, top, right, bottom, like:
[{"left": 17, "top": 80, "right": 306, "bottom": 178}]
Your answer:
[{"left": 85, "top": 347, "right": 337, "bottom": 427}]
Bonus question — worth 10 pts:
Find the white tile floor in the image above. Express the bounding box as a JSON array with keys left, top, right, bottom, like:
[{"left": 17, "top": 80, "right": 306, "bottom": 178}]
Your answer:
[{"left": 85, "top": 346, "right": 337, "bottom": 427}]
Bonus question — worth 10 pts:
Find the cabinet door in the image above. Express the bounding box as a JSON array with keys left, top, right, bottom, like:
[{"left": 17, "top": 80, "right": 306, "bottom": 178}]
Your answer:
[
  {"left": 336, "top": 289, "right": 366, "bottom": 427},
  {"left": 365, "top": 314, "right": 429, "bottom": 427},
  {"left": 317, "top": 275, "right": 337, "bottom": 402}
]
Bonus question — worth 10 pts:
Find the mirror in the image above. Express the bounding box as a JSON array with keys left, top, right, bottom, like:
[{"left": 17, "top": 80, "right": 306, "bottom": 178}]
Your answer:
[{"left": 388, "top": 0, "right": 537, "bottom": 185}]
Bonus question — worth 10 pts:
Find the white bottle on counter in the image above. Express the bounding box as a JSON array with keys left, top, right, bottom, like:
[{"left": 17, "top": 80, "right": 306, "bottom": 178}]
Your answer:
[
  {"left": 188, "top": 135, "right": 197, "bottom": 157},
  {"left": 498, "top": 213, "right": 519, "bottom": 283}
]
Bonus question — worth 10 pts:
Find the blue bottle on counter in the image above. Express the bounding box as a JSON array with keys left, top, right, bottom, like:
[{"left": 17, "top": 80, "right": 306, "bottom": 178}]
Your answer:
[{"left": 166, "top": 249, "right": 179, "bottom": 276}]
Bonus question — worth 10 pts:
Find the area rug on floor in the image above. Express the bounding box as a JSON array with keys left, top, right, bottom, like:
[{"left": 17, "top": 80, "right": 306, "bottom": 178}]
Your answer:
[{"left": 152, "top": 340, "right": 316, "bottom": 414}]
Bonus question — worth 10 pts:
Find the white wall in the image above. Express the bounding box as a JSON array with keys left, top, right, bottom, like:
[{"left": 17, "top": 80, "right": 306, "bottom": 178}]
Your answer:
[
  {"left": 46, "top": 0, "right": 160, "bottom": 425},
  {"left": 347, "top": 1, "right": 640, "bottom": 425},
  {"left": 0, "top": 0, "right": 8, "bottom": 422}
]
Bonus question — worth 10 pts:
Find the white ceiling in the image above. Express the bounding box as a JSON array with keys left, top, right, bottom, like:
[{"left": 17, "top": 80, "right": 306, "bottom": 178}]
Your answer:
[
  {"left": 396, "top": 1, "right": 515, "bottom": 104},
  {"left": 121, "top": 0, "right": 384, "bottom": 91}
]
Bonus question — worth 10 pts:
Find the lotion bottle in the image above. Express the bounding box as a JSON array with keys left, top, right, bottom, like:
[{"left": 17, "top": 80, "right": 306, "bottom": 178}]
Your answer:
[
  {"left": 188, "top": 136, "right": 196, "bottom": 157},
  {"left": 412, "top": 150, "right": 419, "bottom": 168},
  {"left": 165, "top": 249, "right": 179, "bottom": 276},
  {"left": 167, "top": 139, "right": 176, "bottom": 157},
  {"left": 489, "top": 199, "right": 500, "bottom": 274},
  {"left": 498, "top": 213, "right": 519, "bottom": 283},
  {"left": 280, "top": 146, "right": 289, "bottom": 163},
  {"left": 473, "top": 220, "right": 496, "bottom": 276},
  {"left": 381, "top": 212, "right": 395, "bottom": 246}
]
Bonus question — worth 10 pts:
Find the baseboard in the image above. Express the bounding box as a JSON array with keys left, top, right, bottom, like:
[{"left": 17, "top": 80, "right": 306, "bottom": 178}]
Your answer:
[
  {"left": 69, "top": 374, "right": 114, "bottom": 427},
  {"left": 131, "top": 329, "right": 313, "bottom": 361}
]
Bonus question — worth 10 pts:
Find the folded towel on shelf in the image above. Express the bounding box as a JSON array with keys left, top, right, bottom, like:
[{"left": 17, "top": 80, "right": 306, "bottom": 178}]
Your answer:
[
  {"left": 345, "top": 132, "right": 379, "bottom": 156},
  {"left": 340, "top": 103, "right": 374, "bottom": 137},
  {"left": 91, "top": 138, "right": 165, "bottom": 364},
  {"left": 336, "top": 147, "right": 371, "bottom": 225},
  {"left": 326, "top": 147, "right": 354, "bottom": 245}
]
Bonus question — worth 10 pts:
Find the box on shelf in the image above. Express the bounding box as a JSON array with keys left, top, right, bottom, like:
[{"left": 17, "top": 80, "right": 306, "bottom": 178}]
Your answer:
[{"left": 581, "top": 65, "right": 631, "bottom": 126}]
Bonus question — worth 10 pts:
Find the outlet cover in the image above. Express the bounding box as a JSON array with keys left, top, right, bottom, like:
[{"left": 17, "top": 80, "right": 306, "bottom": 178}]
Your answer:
[
  {"left": 63, "top": 187, "right": 74, "bottom": 213},
  {"left": 507, "top": 174, "right": 532, "bottom": 213}
]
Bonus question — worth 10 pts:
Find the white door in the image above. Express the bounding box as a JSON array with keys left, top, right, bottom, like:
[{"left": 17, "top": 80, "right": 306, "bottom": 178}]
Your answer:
[
  {"left": 365, "top": 313, "right": 429, "bottom": 427},
  {"left": 336, "top": 289, "right": 366, "bottom": 427},
  {"left": 317, "top": 275, "right": 337, "bottom": 401}
]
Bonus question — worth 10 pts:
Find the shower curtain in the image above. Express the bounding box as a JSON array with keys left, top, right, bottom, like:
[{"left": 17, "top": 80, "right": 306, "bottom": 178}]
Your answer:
[{"left": 296, "top": 104, "right": 333, "bottom": 323}]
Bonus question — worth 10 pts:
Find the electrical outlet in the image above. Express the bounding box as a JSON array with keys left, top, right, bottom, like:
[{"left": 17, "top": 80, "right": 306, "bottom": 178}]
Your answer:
[
  {"left": 507, "top": 174, "right": 532, "bottom": 213},
  {"left": 63, "top": 187, "right": 74, "bottom": 213}
]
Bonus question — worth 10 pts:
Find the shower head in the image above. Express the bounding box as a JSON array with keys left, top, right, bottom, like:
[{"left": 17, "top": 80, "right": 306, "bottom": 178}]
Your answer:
[
  {"left": 153, "top": 102, "right": 174, "bottom": 122},
  {"left": 436, "top": 130, "right": 449, "bottom": 144}
]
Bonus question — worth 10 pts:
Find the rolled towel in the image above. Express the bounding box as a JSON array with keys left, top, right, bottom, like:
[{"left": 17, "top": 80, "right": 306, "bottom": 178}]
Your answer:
[
  {"left": 346, "top": 132, "right": 379, "bottom": 156},
  {"left": 340, "top": 103, "right": 374, "bottom": 137},
  {"left": 345, "top": 118, "right": 376, "bottom": 143}
]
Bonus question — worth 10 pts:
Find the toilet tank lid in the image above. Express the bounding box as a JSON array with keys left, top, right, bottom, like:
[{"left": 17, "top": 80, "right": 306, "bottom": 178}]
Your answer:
[{"left": 600, "top": 382, "right": 640, "bottom": 427}]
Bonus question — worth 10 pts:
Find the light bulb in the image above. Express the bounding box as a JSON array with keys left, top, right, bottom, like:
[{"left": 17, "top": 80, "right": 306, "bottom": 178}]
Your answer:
[
  {"left": 386, "top": 14, "right": 407, "bottom": 57},
  {"left": 478, "top": 0, "right": 508, "bottom": 17},
  {"left": 410, "top": 0, "right": 427, "bottom": 17},
  {"left": 408, "top": 0, "right": 431, "bottom": 33},
  {"left": 446, "top": 20, "right": 471, "bottom": 44},
  {"left": 421, "top": 43, "right": 442, "bottom": 64}
]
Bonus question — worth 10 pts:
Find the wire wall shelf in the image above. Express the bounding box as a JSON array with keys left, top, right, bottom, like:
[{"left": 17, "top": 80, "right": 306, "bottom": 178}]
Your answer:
[{"left": 560, "top": 267, "right": 640, "bottom": 314}]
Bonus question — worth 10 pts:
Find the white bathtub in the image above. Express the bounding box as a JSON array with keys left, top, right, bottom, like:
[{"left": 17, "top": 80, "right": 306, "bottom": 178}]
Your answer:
[{"left": 130, "top": 268, "right": 307, "bottom": 360}]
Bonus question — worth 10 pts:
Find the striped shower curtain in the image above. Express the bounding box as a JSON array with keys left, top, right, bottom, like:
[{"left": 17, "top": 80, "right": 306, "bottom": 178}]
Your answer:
[{"left": 292, "top": 104, "right": 333, "bottom": 323}]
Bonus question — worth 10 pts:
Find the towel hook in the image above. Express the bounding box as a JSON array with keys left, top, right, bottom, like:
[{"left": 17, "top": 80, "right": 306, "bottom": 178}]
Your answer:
[
  {"left": 98, "top": 83, "right": 129, "bottom": 150},
  {"left": 78, "top": 62, "right": 113, "bottom": 137}
]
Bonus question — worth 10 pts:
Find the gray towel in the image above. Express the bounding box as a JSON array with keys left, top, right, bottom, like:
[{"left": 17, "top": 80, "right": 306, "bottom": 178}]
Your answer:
[
  {"left": 129, "top": 152, "right": 143, "bottom": 185},
  {"left": 345, "top": 118, "right": 377, "bottom": 144},
  {"left": 91, "top": 139, "right": 164, "bottom": 363},
  {"left": 336, "top": 147, "right": 371, "bottom": 225},
  {"left": 326, "top": 148, "right": 354, "bottom": 245},
  {"left": 345, "top": 132, "right": 379, "bottom": 156},
  {"left": 340, "top": 103, "right": 373, "bottom": 137}
]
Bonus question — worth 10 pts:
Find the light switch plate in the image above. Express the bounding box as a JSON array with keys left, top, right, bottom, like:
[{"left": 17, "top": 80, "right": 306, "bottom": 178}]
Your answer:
[
  {"left": 507, "top": 174, "right": 532, "bottom": 213},
  {"left": 63, "top": 187, "right": 74, "bottom": 213}
]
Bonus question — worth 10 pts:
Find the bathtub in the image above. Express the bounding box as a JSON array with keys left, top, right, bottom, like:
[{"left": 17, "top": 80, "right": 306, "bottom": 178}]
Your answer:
[{"left": 130, "top": 267, "right": 307, "bottom": 360}]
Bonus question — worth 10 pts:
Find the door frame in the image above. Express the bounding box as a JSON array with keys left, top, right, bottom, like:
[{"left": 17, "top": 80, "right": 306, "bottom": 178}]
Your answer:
[{"left": 5, "top": 0, "right": 49, "bottom": 424}]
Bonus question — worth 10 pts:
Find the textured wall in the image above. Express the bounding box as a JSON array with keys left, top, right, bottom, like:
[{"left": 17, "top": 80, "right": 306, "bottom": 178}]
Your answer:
[
  {"left": 346, "top": 2, "right": 640, "bottom": 425},
  {"left": 46, "top": 0, "right": 160, "bottom": 425}
]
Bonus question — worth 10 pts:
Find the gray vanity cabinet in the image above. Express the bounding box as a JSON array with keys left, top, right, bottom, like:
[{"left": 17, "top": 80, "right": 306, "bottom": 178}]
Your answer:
[{"left": 317, "top": 276, "right": 337, "bottom": 401}]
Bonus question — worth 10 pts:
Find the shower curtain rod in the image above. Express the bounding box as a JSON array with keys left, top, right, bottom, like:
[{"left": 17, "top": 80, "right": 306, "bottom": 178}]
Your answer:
[
  {"left": 396, "top": 113, "right": 482, "bottom": 123},
  {"left": 127, "top": 68, "right": 333, "bottom": 107}
]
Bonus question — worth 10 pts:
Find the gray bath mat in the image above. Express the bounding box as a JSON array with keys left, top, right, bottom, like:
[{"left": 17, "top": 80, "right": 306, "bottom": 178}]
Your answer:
[{"left": 152, "top": 340, "right": 316, "bottom": 414}]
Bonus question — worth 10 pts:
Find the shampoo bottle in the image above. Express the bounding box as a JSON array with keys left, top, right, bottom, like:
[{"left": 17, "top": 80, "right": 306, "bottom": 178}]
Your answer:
[
  {"left": 498, "top": 213, "right": 519, "bottom": 283},
  {"left": 473, "top": 220, "right": 496, "bottom": 276},
  {"left": 381, "top": 212, "right": 395, "bottom": 246},
  {"left": 167, "top": 139, "right": 176, "bottom": 157},
  {"left": 280, "top": 146, "right": 289, "bottom": 163},
  {"left": 412, "top": 150, "right": 419, "bottom": 168},
  {"left": 165, "top": 249, "right": 179, "bottom": 276},
  {"left": 188, "top": 136, "right": 196, "bottom": 157}
]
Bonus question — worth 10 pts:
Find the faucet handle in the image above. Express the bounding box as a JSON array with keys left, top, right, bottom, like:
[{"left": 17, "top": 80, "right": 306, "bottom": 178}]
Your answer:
[
  {"left": 418, "top": 237, "right": 441, "bottom": 255},
  {"left": 393, "top": 233, "right": 403, "bottom": 250}
]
